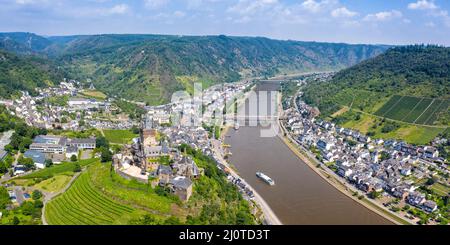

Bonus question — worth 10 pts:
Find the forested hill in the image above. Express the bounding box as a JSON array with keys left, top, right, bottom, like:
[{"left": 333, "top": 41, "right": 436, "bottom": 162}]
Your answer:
[
  {"left": 0, "top": 32, "right": 389, "bottom": 104},
  {"left": 0, "top": 50, "right": 64, "bottom": 98},
  {"left": 55, "top": 35, "right": 388, "bottom": 104},
  {"left": 0, "top": 32, "right": 52, "bottom": 55},
  {"left": 303, "top": 45, "right": 450, "bottom": 118}
]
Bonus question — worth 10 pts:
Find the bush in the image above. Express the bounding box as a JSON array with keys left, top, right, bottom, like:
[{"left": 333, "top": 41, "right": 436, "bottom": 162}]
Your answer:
[
  {"left": 34, "top": 200, "right": 44, "bottom": 209},
  {"left": 0, "top": 186, "right": 11, "bottom": 209},
  {"left": 369, "top": 191, "right": 382, "bottom": 199},
  {"left": 45, "top": 159, "right": 53, "bottom": 168},
  {"left": 70, "top": 155, "right": 78, "bottom": 162},
  {"left": 17, "top": 156, "right": 35, "bottom": 171},
  {"left": 32, "top": 190, "right": 43, "bottom": 200},
  {"left": 96, "top": 136, "right": 110, "bottom": 149},
  {"left": 402, "top": 205, "right": 411, "bottom": 211},
  {"left": 381, "top": 121, "right": 400, "bottom": 133},
  {"left": 73, "top": 163, "right": 82, "bottom": 172},
  {"left": 100, "top": 147, "right": 112, "bottom": 163},
  {"left": 12, "top": 216, "right": 20, "bottom": 225}
]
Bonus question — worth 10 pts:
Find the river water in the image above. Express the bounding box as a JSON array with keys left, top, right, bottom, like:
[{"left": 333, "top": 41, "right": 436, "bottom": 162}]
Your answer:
[{"left": 225, "top": 82, "right": 391, "bottom": 225}]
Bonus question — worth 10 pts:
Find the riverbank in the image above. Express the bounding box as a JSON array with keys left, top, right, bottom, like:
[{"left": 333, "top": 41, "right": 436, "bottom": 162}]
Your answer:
[
  {"left": 277, "top": 95, "right": 413, "bottom": 225},
  {"left": 214, "top": 84, "right": 283, "bottom": 225},
  {"left": 213, "top": 128, "right": 282, "bottom": 225}
]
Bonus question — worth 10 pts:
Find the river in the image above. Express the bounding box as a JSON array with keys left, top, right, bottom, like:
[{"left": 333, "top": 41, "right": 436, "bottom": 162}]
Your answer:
[{"left": 225, "top": 82, "right": 391, "bottom": 225}]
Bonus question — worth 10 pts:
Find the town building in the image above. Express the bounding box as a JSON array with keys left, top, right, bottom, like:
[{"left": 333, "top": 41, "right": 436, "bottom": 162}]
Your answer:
[
  {"left": 24, "top": 150, "right": 46, "bottom": 169},
  {"left": 169, "top": 176, "right": 193, "bottom": 201}
]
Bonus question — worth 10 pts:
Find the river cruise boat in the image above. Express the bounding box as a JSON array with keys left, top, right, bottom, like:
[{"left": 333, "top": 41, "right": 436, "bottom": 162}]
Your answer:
[{"left": 256, "top": 172, "right": 275, "bottom": 186}]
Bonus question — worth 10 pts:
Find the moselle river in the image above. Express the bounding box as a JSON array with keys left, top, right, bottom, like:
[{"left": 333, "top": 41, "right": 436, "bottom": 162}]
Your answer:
[{"left": 225, "top": 82, "right": 391, "bottom": 224}]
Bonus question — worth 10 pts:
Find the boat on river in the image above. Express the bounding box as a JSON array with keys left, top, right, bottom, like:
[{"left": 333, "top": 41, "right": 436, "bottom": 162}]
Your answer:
[{"left": 256, "top": 172, "right": 275, "bottom": 186}]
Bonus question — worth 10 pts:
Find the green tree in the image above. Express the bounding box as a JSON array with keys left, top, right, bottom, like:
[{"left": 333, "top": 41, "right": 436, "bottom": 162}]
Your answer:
[
  {"left": 0, "top": 186, "right": 11, "bottom": 209},
  {"left": 73, "top": 163, "right": 81, "bottom": 172},
  {"left": 100, "top": 147, "right": 112, "bottom": 163},
  {"left": 32, "top": 190, "right": 43, "bottom": 200},
  {"left": 131, "top": 126, "right": 140, "bottom": 134},
  {"left": 34, "top": 200, "right": 44, "bottom": 209},
  {"left": 45, "top": 159, "right": 53, "bottom": 168},
  {"left": 17, "top": 156, "right": 35, "bottom": 171},
  {"left": 70, "top": 155, "right": 78, "bottom": 162},
  {"left": 20, "top": 201, "right": 35, "bottom": 216},
  {"left": 96, "top": 136, "right": 110, "bottom": 149},
  {"left": 0, "top": 161, "right": 7, "bottom": 174},
  {"left": 12, "top": 216, "right": 20, "bottom": 225},
  {"left": 380, "top": 151, "right": 390, "bottom": 161}
]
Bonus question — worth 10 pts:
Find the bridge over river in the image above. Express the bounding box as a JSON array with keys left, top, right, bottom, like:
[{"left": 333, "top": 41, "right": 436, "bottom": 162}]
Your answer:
[{"left": 224, "top": 81, "right": 392, "bottom": 225}]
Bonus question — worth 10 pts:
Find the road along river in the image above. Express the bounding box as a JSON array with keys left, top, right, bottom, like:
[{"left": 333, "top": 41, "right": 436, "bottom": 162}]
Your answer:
[{"left": 225, "top": 82, "right": 392, "bottom": 225}]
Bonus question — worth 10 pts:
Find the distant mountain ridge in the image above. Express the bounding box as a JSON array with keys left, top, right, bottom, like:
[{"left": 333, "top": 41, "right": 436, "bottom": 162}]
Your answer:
[
  {"left": 0, "top": 32, "right": 52, "bottom": 54},
  {"left": 0, "top": 32, "right": 390, "bottom": 104}
]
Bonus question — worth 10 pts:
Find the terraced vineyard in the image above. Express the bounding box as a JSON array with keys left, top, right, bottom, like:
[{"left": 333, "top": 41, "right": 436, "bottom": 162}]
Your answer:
[
  {"left": 415, "top": 99, "right": 450, "bottom": 125},
  {"left": 45, "top": 172, "right": 138, "bottom": 225},
  {"left": 375, "top": 95, "right": 449, "bottom": 125}
]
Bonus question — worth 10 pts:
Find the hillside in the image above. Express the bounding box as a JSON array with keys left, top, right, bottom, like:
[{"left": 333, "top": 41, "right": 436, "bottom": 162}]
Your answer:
[
  {"left": 302, "top": 45, "right": 449, "bottom": 144},
  {"left": 0, "top": 32, "right": 388, "bottom": 104},
  {"left": 0, "top": 50, "right": 64, "bottom": 98},
  {"left": 56, "top": 35, "right": 388, "bottom": 105},
  {"left": 0, "top": 32, "right": 52, "bottom": 55}
]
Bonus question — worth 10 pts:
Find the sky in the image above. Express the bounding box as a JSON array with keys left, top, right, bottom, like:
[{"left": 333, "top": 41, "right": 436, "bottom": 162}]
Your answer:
[{"left": 0, "top": 0, "right": 450, "bottom": 45}]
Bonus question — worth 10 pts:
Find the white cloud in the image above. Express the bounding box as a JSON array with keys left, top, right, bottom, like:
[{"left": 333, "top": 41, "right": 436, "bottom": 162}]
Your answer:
[
  {"left": 301, "top": 0, "right": 320, "bottom": 13},
  {"left": 15, "top": 0, "right": 36, "bottom": 4},
  {"left": 301, "top": 0, "right": 337, "bottom": 13},
  {"left": 108, "top": 4, "right": 129, "bottom": 15},
  {"left": 14, "top": 0, "right": 50, "bottom": 5},
  {"left": 144, "top": 0, "right": 169, "bottom": 9},
  {"left": 408, "top": 0, "right": 437, "bottom": 10},
  {"left": 227, "top": 0, "right": 279, "bottom": 16},
  {"left": 408, "top": 0, "right": 450, "bottom": 27},
  {"left": 363, "top": 10, "right": 402, "bottom": 22},
  {"left": 331, "top": 7, "right": 358, "bottom": 18}
]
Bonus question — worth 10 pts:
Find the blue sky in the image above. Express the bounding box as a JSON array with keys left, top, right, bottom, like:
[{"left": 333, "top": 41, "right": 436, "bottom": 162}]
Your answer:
[{"left": 0, "top": 0, "right": 449, "bottom": 45}]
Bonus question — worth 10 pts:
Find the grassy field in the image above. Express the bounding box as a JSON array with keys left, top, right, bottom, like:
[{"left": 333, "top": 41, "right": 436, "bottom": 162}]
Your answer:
[
  {"left": 34, "top": 175, "right": 73, "bottom": 193},
  {"left": 80, "top": 90, "right": 107, "bottom": 100},
  {"left": 336, "top": 111, "right": 446, "bottom": 145},
  {"left": 392, "top": 126, "right": 446, "bottom": 145},
  {"left": 103, "top": 129, "right": 138, "bottom": 144},
  {"left": 375, "top": 95, "right": 449, "bottom": 126},
  {"left": 45, "top": 172, "right": 142, "bottom": 225},
  {"left": 342, "top": 113, "right": 375, "bottom": 134},
  {"left": 16, "top": 158, "right": 98, "bottom": 180}
]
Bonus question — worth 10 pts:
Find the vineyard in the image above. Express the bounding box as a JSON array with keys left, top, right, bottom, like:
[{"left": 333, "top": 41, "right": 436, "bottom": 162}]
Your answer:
[
  {"left": 45, "top": 172, "right": 139, "bottom": 225},
  {"left": 375, "top": 95, "right": 449, "bottom": 125}
]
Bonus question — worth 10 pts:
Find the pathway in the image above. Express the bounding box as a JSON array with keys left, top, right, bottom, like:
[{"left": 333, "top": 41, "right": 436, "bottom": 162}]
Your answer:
[{"left": 40, "top": 171, "right": 82, "bottom": 225}]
